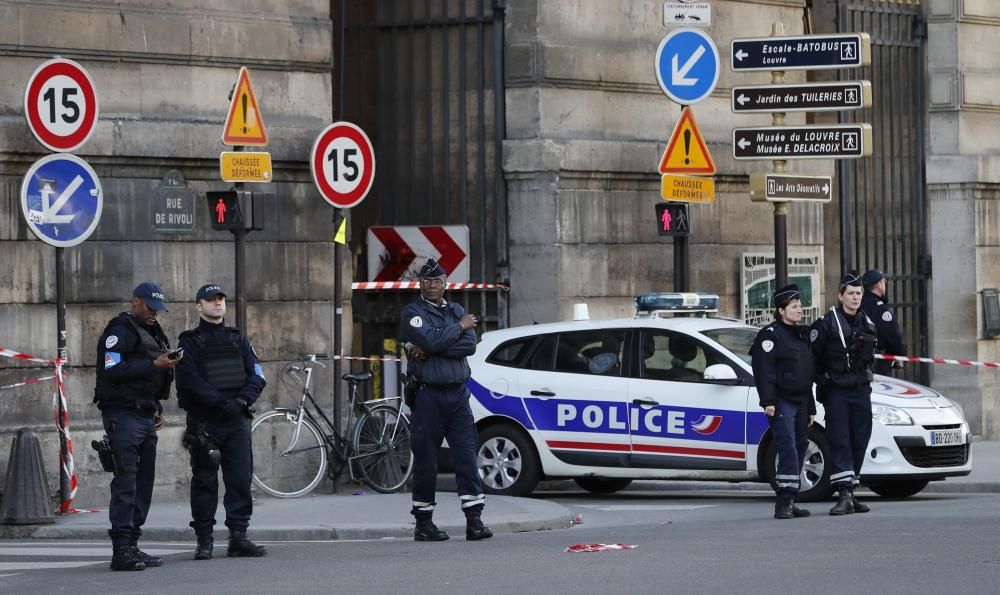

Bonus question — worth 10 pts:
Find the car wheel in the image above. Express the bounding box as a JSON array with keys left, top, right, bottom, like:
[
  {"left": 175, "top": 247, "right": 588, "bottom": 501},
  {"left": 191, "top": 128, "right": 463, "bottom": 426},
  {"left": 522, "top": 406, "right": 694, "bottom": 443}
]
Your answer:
[
  {"left": 476, "top": 424, "right": 541, "bottom": 497},
  {"left": 763, "top": 426, "right": 834, "bottom": 503},
  {"left": 574, "top": 478, "right": 633, "bottom": 495},
  {"left": 866, "top": 479, "right": 929, "bottom": 499}
]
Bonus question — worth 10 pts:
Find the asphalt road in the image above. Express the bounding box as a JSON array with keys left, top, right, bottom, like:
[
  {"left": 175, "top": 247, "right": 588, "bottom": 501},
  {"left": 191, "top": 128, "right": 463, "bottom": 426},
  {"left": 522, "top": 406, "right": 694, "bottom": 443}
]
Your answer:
[{"left": 2, "top": 490, "right": 998, "bottom": 594}]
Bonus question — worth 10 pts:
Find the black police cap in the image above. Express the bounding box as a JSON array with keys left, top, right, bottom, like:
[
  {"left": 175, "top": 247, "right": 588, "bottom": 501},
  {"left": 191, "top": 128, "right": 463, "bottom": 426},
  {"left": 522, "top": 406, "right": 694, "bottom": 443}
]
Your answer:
[
  {"left": 841, "top": 270, "right": 863, "bottom": 287},
  {"left": 418, "top": 258, "right": 446, "bottom": 278},
  {"left": 862, "top": 269, "right": 885, "bottom": 287},
  {"left": 774, "top": 284, "right": 800, "bottom": 307}
]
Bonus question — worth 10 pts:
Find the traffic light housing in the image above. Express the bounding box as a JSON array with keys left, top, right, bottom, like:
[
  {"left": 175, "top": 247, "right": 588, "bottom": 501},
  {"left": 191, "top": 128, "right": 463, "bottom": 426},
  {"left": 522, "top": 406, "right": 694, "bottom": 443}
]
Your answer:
[
  {"left": 206, "top": 191, "right": 245, "bottom": 230},
  {"left": 655, "top": 203, "right": 690, "bottom": 237}
]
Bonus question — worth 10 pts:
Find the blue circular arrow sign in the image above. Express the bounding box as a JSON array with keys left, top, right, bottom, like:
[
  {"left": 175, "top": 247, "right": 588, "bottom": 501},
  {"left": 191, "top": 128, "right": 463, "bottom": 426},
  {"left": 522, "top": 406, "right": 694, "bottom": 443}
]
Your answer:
[
  {"left": 655, "top": 28, "right": 720, "bottom": 105},
  {"left": 20, "top": 154, "right": 103, "bottom": 248}
]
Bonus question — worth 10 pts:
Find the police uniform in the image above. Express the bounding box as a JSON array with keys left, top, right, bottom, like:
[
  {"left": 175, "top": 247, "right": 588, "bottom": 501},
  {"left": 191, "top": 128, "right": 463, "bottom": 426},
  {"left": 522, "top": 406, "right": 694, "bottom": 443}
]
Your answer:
[
  {"left": 750, "top": 284, "right": 815, "bottom": 519},
  {"left": 94, "top": 282, "right": 173, "bottom": 571},
  {"left": 400, "top": 259, "right": 491, "bottom": 542},
  {"left": 860, "top": 269, "right": 906, "bottom": 376},
  {"left": 175, "top": 284, "right": 267, "bottom": 559},
  {"left": 810, "top": 272, "right": 879, "bottom": 515}
]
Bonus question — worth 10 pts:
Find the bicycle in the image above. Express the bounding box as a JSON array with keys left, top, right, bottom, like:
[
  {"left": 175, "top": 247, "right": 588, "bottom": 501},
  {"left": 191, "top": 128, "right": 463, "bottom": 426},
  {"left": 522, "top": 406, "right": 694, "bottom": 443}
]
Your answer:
[{"left": 250, "top": 353, "right": 414, "bottom": 498}]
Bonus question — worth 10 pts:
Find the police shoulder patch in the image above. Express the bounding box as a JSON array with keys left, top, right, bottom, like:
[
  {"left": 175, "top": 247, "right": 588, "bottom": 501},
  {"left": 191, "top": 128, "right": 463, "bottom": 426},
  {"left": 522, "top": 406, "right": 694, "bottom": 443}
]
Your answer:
[
  {"left": 810, "top": 329, "right": 819, "bottom": 342},
  {"left": 105, "top": 335, "right": 119, "bottom": 349},
  {"left": 761, "top": 340, "right": 774, "bottom": 353},
  {"left": 410, "top": 316, "right": 423, "bottom": 328},
  {"left": 882, "top": 311, "right": 893, "bottom": 322}
]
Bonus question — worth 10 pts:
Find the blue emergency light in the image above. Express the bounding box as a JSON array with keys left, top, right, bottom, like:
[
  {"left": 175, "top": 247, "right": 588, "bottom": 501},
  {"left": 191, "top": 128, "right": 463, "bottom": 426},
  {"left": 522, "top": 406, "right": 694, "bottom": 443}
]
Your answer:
[{"left": 635, "top": 293, "right": 720, "bottom": 316}]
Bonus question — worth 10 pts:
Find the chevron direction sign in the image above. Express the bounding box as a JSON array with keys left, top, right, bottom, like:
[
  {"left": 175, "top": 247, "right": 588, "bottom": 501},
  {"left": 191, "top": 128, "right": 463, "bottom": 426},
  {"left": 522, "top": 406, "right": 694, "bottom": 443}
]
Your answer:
[{"left": 367, "top": 225, "right": 470, "bottom": 283}]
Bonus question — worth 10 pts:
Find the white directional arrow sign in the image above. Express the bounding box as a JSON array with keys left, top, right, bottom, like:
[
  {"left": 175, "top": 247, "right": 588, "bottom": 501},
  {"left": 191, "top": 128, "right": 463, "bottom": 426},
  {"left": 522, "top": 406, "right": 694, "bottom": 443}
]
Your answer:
[
  {"left": 737, "top": 137, "right": 752, "bottom": 150},
  {"left": 735, "top": 49, "right": 749, "bottom": 62},
  {"left": 655, "top": 28, "right": 720, "bottom": 105},
  {"left": 736, "top": 93, "right": 750, "bottom": 106},
  {"left": 20, "top": 153, "right": 103, "bottom": 248},
  {"left": 672, "top": 44, "right": 705, "bottom": 86},
  {"left": 39, "top": 176, "right": 82, "bottom": 224}
]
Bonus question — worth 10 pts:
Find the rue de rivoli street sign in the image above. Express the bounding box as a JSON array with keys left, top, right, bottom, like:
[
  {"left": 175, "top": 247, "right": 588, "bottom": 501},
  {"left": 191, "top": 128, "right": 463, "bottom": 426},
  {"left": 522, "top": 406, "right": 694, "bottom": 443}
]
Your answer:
[
  {"left": 732, "top": 124, "right": 873, "bottom": 160},
  {"left": 731, "top": 81, "right": 872, "bottom": 113},
  {"left": 750, "top": 173, "right": 833, "bottom": 203},
  {"left": 731, "top": 33, "right": 871, "bottom": 71},
  {"left": 150, "top": 170, "right": 196, "bottom": 233}
]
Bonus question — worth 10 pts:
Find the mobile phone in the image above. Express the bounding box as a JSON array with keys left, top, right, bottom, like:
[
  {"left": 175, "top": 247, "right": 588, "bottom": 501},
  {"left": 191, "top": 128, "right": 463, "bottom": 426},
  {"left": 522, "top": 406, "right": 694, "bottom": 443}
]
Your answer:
[{"left": 167, "top": 348, "right": 184, "bottom": 360}]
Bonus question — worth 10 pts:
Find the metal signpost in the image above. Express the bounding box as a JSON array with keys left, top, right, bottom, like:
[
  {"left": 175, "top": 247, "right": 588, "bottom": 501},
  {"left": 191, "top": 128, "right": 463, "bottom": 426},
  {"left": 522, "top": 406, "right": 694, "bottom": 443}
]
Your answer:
[
  {"left": 23, "top": 58, "right": 101, "bottom": 511},
  {"left": 731, "top": 24, "right": 873, "bottom": 289}
]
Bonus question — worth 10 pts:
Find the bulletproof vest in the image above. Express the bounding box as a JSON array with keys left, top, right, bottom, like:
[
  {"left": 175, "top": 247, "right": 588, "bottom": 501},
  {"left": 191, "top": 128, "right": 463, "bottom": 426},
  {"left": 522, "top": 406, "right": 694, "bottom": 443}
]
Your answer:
[
  {"left": 819, "top": 309, "right": 877, "bottom": 387},
  {"left": 193, "top": 328, "right": 247, "bottom": 392},
  {"left": 94, "top": 313, "right": 171, "bottom": 405}
]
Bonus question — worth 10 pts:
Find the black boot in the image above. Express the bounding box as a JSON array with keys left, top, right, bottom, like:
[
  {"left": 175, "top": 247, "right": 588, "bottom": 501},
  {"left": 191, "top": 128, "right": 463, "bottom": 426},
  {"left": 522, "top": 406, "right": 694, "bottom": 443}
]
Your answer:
[
  {"left": 850, "top": 488, "right": 871, "bottom": 513},
  {"left": 128, "top": 543, "right": 163, "bottom": 567},
  {"left": 194, "top": 534, "right": 214, "bottom": 560},
  {"left": 414, "top": 515, "right": 449, "bottom": 542},
  {"left": 110, "top": 540, "right": 146, "bottom": 572},
  {"left": 790, "top": 502, "right": 811, "bottom": 518},
  {"left": 829, "top": 489, "right": 855, "bottom": 516},
  {"left": 774, "top": 498, "right": 794, "bottom": 519},
  {"left": 465, "top": 511, "right": 494, "bottom": 541},
  {"left": 227, "top": 531, "right": 267, "bottom": 557}
]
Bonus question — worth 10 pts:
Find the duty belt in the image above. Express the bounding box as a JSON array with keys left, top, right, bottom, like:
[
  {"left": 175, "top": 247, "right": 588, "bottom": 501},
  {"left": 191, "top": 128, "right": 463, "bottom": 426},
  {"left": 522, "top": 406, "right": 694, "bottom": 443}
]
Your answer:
[{"left": 419, "top": 382, "right": 466, "bottom": 391}]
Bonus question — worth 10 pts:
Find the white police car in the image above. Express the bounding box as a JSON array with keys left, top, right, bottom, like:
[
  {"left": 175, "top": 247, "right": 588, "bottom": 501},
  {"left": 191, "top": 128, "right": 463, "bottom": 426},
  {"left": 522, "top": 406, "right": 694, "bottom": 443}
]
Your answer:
[{"left": 469, "top": 293, "right": 972, "bottom": 500}]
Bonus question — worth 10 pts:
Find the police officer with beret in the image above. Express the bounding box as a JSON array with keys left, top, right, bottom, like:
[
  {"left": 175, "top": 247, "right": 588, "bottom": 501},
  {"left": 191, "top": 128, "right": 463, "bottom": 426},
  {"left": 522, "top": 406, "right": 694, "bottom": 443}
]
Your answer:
[
  {"left": 810, "top": 272, "right": 879, "bottom": 515},
  {"left": 861, "top": 269, "right": 906, "bottom": 376},
  {"left": 751, "top": 284, "right": 816, "bottom": 519},
  {"left": 94, "top": 282, "right": 181, "bottom": 571},
  {"left": 400, "top": 259, "right": 492, "bottom": 542},
  {"left": 175, "top": 284, "right": 267, "bottom": 559}
]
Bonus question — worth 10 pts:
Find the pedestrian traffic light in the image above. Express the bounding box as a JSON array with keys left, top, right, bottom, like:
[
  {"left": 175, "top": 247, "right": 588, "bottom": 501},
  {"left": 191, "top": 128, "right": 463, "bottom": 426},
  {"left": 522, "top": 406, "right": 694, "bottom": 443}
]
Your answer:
[
  {"left": 655, "top": 203, "right": 690, "bottom": 237},
  {"left": 206, "top": 191, "right": 244, "bottom": 231}
]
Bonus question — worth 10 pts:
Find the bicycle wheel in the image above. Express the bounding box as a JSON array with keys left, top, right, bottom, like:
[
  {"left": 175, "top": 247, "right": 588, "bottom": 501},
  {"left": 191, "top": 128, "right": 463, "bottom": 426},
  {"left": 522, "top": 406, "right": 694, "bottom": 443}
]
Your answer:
[
  {"left": 251, "top": 409, "right": 327, "bottom": 498},
  {"left": 352, "top": 405, "right": 413, "bottom": 494}
]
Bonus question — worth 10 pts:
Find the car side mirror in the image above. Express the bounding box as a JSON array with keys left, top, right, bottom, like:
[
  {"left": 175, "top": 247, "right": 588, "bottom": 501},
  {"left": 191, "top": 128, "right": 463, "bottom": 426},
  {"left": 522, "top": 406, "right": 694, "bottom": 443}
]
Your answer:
[{"left": 704, "top": 363, "right": 739, "bottom": 385}]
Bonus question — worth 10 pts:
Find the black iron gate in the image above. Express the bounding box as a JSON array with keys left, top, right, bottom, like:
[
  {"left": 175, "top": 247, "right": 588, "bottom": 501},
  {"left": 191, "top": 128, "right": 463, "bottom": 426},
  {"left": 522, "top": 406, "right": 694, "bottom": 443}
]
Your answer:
[
  {"left": 333, "top": 0, "right": 508, "bottom": 390},
  {"left": 836, "top": 1, "right": 928, "bottom": 384}
]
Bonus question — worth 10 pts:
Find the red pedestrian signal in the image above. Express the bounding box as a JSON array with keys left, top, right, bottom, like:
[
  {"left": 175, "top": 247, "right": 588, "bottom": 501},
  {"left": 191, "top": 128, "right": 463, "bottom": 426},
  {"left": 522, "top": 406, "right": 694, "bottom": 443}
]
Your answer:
[
  {"left": 655, "top": 203, "right": 690, "bottom": 237},
  {"left": 206, "top": 191, "right": 244, "bottom": 230}
]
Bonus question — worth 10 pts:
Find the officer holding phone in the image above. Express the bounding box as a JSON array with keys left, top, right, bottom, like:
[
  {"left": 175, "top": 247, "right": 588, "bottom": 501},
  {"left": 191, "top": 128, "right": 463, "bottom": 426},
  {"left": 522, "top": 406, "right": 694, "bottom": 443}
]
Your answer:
[
  {"left": 400, "top": 259, "right": 492, "bottom": 543},
  {"left": 94, "top": 282, "right": 181, "bottom": 571}
]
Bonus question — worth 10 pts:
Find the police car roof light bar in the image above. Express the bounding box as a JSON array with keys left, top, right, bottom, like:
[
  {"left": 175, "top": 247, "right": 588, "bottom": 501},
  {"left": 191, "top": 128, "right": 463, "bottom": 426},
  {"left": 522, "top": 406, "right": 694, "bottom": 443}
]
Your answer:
[{"left": 634, "top": 293, "right": 720, "bottom": 317}]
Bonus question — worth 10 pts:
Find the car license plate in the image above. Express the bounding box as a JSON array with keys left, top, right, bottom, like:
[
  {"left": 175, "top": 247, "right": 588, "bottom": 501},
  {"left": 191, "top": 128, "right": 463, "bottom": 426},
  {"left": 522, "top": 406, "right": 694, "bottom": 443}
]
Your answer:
[{"left": 930, "top": 430, "right": 963, "bottom": 446}]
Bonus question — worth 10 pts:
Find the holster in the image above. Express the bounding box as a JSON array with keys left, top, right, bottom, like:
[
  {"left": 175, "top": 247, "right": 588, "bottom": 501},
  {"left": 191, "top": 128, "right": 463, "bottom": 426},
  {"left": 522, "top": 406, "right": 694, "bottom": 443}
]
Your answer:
[
  {"left": 91, "top": 435, "right": 116, "bottom": 473},
  {"left": 182, "top": 423, "right": 222, "bottom": 472},
  {"left": 401, "top": 373, "right": 420, "bottom": 408}
]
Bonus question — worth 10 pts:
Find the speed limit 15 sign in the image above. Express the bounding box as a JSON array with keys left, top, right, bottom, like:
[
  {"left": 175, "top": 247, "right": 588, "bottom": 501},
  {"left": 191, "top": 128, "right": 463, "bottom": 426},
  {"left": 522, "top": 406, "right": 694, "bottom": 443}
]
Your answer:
[
  {"left": 24, "top": 58, "right": 99, "bottom": 153},
  {"left": 309, "top": 122, "right": 375, "bottom": 209}
]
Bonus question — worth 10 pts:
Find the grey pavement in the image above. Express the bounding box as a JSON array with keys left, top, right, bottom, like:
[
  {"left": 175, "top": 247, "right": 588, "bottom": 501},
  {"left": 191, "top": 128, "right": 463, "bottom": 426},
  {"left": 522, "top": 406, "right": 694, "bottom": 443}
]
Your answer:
[{"left": 1, "top": 439, "right": 996, "bottom": 541}]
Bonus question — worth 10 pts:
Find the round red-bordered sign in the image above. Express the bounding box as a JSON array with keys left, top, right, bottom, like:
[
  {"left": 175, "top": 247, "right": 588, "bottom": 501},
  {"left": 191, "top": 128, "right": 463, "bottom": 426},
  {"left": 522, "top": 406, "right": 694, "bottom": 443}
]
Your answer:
[
  {"left": 310, "top": 122, "right": 375, "bottom": 209},
  {"left": 24, "top": 58, "right": 99, "bottom": 153}
]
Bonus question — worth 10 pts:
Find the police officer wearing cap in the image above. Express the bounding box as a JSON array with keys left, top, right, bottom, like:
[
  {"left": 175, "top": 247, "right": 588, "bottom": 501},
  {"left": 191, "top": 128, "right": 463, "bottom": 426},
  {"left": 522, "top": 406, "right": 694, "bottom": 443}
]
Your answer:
[
  {"left": 751, "top": 284, "right": 816, "bottom": 519},
  {"left": 175, "top": 284, "right": 267, "bottom": 560},
  {"left": 861, "top": 269, "right": 906, "bottom": 376},
  {"left": 810, "top": 271, "right": 879, "bottom": 515},
  {"left": 400, "top": 259, "right": 492, "bottom": 542},
  {"left": 94, "top": 282, "right": 181, "bottom": 571}
]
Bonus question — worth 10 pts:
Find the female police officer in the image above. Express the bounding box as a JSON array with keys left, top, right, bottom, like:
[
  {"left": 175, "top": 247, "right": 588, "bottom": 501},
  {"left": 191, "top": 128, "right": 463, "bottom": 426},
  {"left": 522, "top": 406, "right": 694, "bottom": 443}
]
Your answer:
[
  {"left": 810, "top": 271, "right": 879, "bottom": 516},
  {"left": 751, "top": 284, "right": 815, "bottom": 519}
]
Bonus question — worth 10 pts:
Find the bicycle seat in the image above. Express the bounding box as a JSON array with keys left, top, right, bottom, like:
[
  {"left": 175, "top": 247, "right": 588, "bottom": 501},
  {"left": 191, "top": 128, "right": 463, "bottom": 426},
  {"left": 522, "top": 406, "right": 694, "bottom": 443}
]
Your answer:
[{"left": 343, "top": 372, "right": 372, "bottom": 383}]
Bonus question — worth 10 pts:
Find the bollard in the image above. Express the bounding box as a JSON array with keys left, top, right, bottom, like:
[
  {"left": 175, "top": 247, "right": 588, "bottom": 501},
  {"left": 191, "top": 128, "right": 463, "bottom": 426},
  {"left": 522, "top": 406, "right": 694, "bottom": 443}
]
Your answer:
[{"left": 0, "top": 428, "right": 55, "bottom": 524}]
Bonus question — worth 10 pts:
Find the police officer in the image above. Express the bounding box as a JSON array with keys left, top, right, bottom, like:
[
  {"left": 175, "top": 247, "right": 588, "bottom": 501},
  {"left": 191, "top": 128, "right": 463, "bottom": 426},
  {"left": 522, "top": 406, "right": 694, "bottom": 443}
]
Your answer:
[
  {"left": 751, "top": 284, "right": 816, "bottom": 519},
  {"left": 94, "top": 282, "right": 181, "bottom": 571},
  {"left": 175, "top": 284, "right": 267, "bottom": 560},
  {"left": 400, "top": 259, "right": 492, "bottom": 542},
  {"left": 811, "top": 271, "right": 879, "bottom": 515},
  {"left": 861, "top": 269, "right": 906, "bottom": 376}
]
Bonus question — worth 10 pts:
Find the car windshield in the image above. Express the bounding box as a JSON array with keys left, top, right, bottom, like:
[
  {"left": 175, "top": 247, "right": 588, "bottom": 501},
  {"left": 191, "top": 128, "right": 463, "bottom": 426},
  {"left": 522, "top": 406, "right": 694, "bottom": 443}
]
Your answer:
[{"left": 701, "top": 327, "right": 758, "bottom": 365}]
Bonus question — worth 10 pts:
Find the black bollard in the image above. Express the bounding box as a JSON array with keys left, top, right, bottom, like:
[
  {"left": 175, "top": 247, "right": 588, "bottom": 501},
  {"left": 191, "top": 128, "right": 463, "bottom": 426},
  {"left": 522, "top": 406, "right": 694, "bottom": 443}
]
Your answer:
[{"left": 0, "top": 428, "right": 55, "bottom": 524}]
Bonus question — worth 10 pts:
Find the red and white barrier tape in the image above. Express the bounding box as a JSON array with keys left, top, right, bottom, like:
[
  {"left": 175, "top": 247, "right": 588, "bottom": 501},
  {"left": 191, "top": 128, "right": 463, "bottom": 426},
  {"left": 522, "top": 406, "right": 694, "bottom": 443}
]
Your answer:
[
  {"left": 0, "top": 375, "right": 56, "bottom": 391},
  {"left": 333, "top": 355, "right": 406, "bottom": 362},
  {"left": 0, "top": 347, "right": 55, "bottom": 366},
  {"left": 878, "top": 354, "right": 1000, "bottom": 368},
  {"left": 352, "top": 282, "right": 508, "bottom": 291},
  {"left": 565, "top": 543, "right": 639, "bottom": 553}
]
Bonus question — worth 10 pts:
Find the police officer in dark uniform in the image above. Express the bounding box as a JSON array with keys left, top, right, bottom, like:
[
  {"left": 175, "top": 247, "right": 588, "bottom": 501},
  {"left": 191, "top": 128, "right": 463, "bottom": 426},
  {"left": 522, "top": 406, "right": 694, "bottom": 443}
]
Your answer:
[
  {"left": 751, "top": 284, "right": 816, "bottom": 519},
  {"left": 400, "top": 259, "right": 492, "bottom": 542},
  {"left": 810, "top": 271, "right": 879, "bottom": 515},
  {"left": 94, "top": 282, "right": 181, "bottom": 571},
  {"left": 175, "top": 284, "right": 267, "bottom": 560},
  {"left": 861, "top": 269, "right": 906, "bottom": 376}
]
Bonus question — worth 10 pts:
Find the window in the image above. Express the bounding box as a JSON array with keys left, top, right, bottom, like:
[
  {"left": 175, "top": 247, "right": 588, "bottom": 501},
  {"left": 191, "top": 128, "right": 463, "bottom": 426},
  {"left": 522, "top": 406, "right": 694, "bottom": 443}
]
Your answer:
[
  {"left": 486, "top": 337, "right": 535, "bottom": 367},
  {"left": 702, "top": 327, "right": 757, "bottom": 366},
  {"left": 638, "top": 331, "right": 712, "bottom": 382},
  {"left": 553, "top": 330, "right": 626, "bottom": 376},
  {"left": 527, "top": 335, "right": 556, "bottom": 371}
]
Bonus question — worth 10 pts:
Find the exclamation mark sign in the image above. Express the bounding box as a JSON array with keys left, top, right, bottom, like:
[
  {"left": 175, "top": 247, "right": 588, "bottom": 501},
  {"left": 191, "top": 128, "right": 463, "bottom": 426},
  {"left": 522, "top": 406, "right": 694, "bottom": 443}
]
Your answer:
[
  {"left": 241, "top": 94, "right": 248, "bottom": 133},
  {"left": 683, "top": 129, "right": 691, "bottom": 165}
]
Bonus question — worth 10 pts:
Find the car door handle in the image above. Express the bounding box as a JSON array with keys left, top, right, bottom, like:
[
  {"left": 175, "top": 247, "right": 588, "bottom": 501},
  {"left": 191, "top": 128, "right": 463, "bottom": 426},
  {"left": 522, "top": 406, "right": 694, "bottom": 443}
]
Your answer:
[
  {"left": 530, "top": 390, "right": 556, "bottom": 397},
  {"left": 632, "top": 398, "right": 659, "bottom": 407}
]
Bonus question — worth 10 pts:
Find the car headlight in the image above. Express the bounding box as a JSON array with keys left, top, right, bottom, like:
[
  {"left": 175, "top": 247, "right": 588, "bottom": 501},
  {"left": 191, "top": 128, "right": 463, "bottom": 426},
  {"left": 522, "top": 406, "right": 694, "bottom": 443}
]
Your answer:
[{"left": 872, "top": 404, "right": 914, "bottom": 426}]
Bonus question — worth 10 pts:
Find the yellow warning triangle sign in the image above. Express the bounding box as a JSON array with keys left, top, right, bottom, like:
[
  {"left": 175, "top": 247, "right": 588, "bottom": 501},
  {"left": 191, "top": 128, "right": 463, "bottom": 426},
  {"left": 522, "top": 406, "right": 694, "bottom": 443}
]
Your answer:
[
  {"left": 222, "top": 67, "right": 268, "bottom": 146},
  {"left": 658, "top": 107, "right": 715, "bottom": 175}
]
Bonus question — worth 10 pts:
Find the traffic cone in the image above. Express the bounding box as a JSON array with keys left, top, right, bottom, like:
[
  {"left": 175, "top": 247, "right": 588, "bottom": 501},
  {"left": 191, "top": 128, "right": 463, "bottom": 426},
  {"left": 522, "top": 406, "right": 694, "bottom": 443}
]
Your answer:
[{"left": 0, "top": 428, "right": 55, "bottom": 524}]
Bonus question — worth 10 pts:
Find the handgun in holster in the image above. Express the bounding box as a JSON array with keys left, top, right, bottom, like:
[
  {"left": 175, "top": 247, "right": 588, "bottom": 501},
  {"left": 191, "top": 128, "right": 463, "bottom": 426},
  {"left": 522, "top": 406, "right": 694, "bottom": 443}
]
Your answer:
[
  {"left": 182, "top": 423, "right": 222, "bottom": 471},
  {"left": 91, "top": 435, "right": 116, "bottom": 473},
  {"left": 401, "top": 372, "right": 421, "bottom": 409}
]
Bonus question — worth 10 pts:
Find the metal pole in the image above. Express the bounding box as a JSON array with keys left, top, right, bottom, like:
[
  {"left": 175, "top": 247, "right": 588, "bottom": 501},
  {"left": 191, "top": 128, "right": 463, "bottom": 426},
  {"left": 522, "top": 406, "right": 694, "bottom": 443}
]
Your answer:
[
  {"left": 233, "top": 143, "right": 247, "bottom": 332},
  {"left": 674, "top": 236, "right": 689, "bottom": 292},
  {"left": 770, "top": 22, "right": 788, "bottom": 290},
  {"left": 55, "top": 246, "right": 69, "bottom": 508},
  {"left": 333, "top": 209, "right": 343, "bottom": 434}
]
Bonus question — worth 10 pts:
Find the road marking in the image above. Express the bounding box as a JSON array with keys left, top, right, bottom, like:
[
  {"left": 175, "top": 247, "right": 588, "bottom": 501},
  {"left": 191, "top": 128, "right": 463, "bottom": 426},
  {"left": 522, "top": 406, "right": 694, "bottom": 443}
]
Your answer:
[
  {"left": 0, "top": 546, "right": 180, "bottom": 557},
  {"left": 577, "top": 504, "right": 717, "bottom": 512}
]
